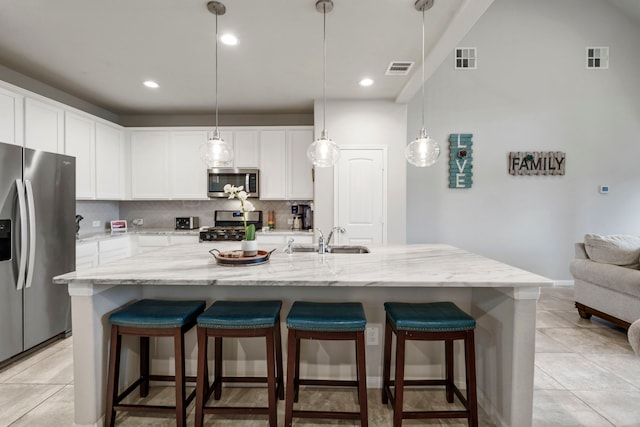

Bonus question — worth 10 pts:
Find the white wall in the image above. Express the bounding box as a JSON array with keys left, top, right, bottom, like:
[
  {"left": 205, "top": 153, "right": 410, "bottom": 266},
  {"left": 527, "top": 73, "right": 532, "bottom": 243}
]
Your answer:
[
  {"left": 407, "top": 0, "right": 640, "bottom": 280},
  {"left": 314, "top": 100, "right": 407, "bottom": 244}
]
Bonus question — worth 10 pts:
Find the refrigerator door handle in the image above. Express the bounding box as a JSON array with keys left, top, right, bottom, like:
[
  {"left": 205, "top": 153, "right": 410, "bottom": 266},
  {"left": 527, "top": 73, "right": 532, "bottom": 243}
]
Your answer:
[
  {"left": 15, "top": 179, "right": 28, "bottom": 290},
  {"left": 25, "top": 180, "right": 37, "bottom": 289}
]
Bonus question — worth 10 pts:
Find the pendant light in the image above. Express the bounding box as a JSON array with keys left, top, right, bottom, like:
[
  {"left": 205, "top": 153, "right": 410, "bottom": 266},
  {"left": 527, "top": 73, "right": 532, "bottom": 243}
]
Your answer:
[
  {"left": 200, "top": 1, "right": 234, "bottom": 168},
  {"left": 405, "top": 0, "right": 440, "bottom": 167},
  {"left": 307, "top": 0, "right": 340, "bottom": 168}
]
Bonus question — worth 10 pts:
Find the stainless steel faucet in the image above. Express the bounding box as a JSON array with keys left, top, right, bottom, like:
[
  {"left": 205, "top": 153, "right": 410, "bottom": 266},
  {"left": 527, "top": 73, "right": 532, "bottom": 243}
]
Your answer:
[
  {"left": 326, "top": 226, "right": 345, "bottom": 247},
  {"left": 283, "top": 238, "right": 295, "bottom": 254},
  {"left": 317, "top": 229, "right": 326, "bottom": 253}
]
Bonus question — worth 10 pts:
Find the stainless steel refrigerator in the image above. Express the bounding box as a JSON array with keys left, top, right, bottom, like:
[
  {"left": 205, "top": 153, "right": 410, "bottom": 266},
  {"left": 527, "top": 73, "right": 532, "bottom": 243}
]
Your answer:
[{"left": 0, "top": 141, "right": 75, "bottom": 364}]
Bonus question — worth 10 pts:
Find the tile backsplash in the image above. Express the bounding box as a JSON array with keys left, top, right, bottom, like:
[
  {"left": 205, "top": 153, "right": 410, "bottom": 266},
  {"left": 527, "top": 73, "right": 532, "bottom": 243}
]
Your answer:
[{"left": 76, "top": 199, "right": 312, "bottom": 234}]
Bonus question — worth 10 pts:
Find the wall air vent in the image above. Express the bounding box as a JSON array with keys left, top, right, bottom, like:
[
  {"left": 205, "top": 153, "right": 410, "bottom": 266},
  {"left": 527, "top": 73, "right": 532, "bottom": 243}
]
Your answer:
[
  {"left": 586, "top": 47, "right": 609, "bottom": 69},
  {"left": 455, "top": 47, "right": 476, "bottom": 69},
  {"left": 385, "top": 61, "right": 414, "bottom": 76}
]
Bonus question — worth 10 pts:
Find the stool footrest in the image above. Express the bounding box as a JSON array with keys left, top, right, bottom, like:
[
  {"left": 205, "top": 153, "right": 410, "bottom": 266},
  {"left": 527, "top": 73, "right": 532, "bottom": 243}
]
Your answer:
[
  {"left": 203, "top": 406, "right": 271, "bottom": 415},
  {"left": 218, "top": 376, "right": 268, "bottom": 384},
  {"left": 114, "top": 387, "right": 196, "bottom": 413},
  {"left": 299, "top": 379, "right": 358, "bottom": 387},
  {"left": 292, "top": 410, "right": 362, "bottom": 420},
  {"left": 148, "top": 374, "right": 197, "bottom": 383}
]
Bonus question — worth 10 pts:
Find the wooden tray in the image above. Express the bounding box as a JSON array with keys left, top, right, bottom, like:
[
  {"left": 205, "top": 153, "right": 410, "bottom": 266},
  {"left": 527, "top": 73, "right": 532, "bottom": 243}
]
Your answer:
[{"left": 209, "top": 248, "right": 275, "bottom": 266}]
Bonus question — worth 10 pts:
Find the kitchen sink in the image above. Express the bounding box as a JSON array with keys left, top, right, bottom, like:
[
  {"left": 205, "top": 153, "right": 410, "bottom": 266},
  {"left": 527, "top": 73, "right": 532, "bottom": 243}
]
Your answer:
[
  {"left": 288, "top": 245, "right": 370, "bottom": 254},
  {"left": 327, "top": 245, "right": 370, "bottom": 254}
]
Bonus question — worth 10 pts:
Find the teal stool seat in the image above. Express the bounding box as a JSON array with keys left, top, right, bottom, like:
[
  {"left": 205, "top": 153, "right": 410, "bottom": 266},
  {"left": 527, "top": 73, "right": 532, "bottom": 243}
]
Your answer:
[
  {"left": 382, "top": 301, "right": 478, "bottom": 427},
  {"left": 286, "top": 301, "right": 367, "bottom": 331},
  {"left": 109, "top": 299, "right": 206, "bottom": 328},
  {"left": 194, "top": 300, "right": 284, "bottom": 427},
  {"left": 197, "top": 300, "right": 282, "bottom": 329},
  {"left": 105, "top": 299, "right": 206, "bottom": 427},
  {"left": 284, "top": 301, "right": 369, "bottom": 426},
  {"left": 384, "top": 301, "right": 476, "bottom": 332}
]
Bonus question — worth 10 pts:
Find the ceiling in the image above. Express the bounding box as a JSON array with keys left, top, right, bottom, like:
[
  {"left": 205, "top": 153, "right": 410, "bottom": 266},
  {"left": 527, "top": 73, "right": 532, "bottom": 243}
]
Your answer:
[{"left": 0, "top": 0, "right": 493, "bottom": 116}]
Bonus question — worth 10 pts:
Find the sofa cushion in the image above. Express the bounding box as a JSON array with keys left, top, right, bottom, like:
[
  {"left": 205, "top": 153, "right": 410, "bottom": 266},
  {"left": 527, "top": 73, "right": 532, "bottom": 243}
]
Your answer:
[{"left": 584, "top": 234, "right": 640, "bottom": 267}]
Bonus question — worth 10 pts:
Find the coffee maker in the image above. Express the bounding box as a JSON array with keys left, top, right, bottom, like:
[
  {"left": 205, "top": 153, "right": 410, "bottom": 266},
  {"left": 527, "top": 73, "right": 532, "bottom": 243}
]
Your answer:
[{"left": 291, "top": 204, "right": 313, "bottom": 230}]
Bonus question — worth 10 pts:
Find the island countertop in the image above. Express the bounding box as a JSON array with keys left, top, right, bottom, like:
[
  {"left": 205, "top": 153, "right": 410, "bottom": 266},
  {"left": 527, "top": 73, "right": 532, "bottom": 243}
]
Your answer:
[{"left": 55, "top": 242, "right": 552, "bottom": 289}]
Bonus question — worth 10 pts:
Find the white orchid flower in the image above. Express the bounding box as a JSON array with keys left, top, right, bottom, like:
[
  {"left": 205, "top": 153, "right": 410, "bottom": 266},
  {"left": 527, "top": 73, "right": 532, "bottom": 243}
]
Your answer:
[
  {"left": 237, "top": 190, "right": 248, "bottom": 201},
  {"left": 243, "top": 200, "right": 255, "bottom": 212}
]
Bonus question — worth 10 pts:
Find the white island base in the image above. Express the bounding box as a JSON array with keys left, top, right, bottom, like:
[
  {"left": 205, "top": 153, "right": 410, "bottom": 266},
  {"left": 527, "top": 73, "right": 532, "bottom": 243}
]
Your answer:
[{"left": 57, "top": 244, "right": 552, "bottom": 427}]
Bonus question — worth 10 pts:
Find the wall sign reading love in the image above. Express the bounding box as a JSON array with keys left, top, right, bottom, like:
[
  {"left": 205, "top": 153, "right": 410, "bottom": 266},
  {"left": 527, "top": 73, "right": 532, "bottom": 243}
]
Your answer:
[{"left": 449, "top": 133, "right": 473, "bottom": 189}]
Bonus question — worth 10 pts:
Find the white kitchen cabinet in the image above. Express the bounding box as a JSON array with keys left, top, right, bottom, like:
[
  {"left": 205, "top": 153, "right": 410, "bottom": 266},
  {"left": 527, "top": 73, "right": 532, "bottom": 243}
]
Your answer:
[
  {"left": 256, "top": 233, "right": 314, "bottom": 245},
  {"left": 0, "top": 85, "right": 23, "bottom": 147},
  {"left": 98, "top": 236, "right": 133, "bottom": 264},
  {"left": 65, "top": 112, "right": 96, "bottom": 199},
  {"left": 169, "top": 131, "right": 208, "bottom": 199},
  {"left": 287, "top": 128, "right": 314, "bottom": 199},
  {"left": 169, "top": 235, "right": 199, "bottom": 245},
  {"left": 136, "top": 235, "right": 171, "bottom": 254},
  {"left": 259, "top": 129, "right": 287, "bottom": 199},
  {"left": 76, "top": 241, "right": 99, "bottom": 270},
  {"left": 130, "top": 131, "right": 170, "bottom": 199},
  {"left": 232, "top": 129, "right": 259, "bottom": 168},
  {"left": 24, "top": 98, "right": 64, "bottom": 153},
  {"left": 95, "top": 122, "right": 124, "bottom": 199}
]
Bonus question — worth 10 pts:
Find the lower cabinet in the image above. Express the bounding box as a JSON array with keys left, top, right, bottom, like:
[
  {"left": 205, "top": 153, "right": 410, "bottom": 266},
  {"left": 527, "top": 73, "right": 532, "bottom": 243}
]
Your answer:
[
  {"left": 256, "top": 233, "right": 314, "bottom": 245},
  {"left": 76, "top": 241, "right": 99, "bottom": 270},
  {"left": 98, "top": 236, "right": 133, "bottom": 265}
]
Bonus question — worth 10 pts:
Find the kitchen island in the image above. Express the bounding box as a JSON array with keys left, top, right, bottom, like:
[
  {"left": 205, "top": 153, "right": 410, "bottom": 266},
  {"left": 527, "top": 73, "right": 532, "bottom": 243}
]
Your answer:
[{"left": 55, "top": 242, "right": 552, "bottom": 427}]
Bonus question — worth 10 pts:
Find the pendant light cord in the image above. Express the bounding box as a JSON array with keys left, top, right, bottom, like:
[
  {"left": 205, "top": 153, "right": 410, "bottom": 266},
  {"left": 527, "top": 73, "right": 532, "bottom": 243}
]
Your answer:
[
  {"left": 215, "top": 12, "right": 219, "bottom": 133},
  {"left": 322, "top": 3, "right": 327, "bottom": 134},
  {"left": 421, "top": 7, "right": 425, "bottom": 131}
]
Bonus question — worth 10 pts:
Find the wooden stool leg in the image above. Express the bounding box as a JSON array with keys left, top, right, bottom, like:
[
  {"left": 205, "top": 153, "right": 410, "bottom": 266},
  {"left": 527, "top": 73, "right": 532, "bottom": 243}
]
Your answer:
[
  {"left": 393, "top": 332, "right": 406, "bottom": 427},
  {"left": 284, "top": 328, "right": 297, "bottom": 427},
  {"left": 174, "top": 328, "right": 187, "bottom": 427},
  {"left": 445, "top": 339, "right": 454, "bottom": 403},
  {"left": 381, "top": 317, "right": 393, "bottom": 405},
  {"left": 194, "top": 327, "right": 208, "bottom": 427},
  {"left": 266, "top": 328, "right": 278, "bottom": 427},
  {"left": 140, "top": 336, "right": 150, "bottom": 397},
  {"left": 274, "top": 316, "right": 285, "bottom": 400},
  {"left": 356, "top": 330, "right": 369, "bottom": 427},
  {"left": 466, "top": 331, "right": 479, "bottom": 427},
  {"left": 293, "top": 336, "right": 301, "bottom": 403},
  {"left": 213, "top": 336, "right": 223, "bottom": 400},
  {"left": 104, "top": 326, "right": 121, "bottom": 427}
]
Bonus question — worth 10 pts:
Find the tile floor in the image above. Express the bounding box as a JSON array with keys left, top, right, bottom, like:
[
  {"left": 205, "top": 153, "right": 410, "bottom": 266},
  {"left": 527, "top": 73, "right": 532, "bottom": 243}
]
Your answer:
[{"left": 1, "top": 286, "right": 639, "bottom": 426}]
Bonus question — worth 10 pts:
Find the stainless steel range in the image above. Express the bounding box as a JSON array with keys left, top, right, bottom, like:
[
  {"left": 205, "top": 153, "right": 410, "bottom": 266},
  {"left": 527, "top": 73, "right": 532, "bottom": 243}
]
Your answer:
[{"left": 199, "top": 210, "right": 263, "bottom": 242}]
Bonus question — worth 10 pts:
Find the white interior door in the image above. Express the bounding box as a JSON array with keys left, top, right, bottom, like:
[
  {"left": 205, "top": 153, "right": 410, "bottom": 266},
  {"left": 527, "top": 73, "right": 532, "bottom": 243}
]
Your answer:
[{"left": 334, "top": 147, "right": 386, "bottom": 245}]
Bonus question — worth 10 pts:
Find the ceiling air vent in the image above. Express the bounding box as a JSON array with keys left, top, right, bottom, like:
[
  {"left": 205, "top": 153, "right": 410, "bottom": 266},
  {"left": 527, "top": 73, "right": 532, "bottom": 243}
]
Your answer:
[{"left": 386, "top": 61, "right": 414, "bottom": 76}]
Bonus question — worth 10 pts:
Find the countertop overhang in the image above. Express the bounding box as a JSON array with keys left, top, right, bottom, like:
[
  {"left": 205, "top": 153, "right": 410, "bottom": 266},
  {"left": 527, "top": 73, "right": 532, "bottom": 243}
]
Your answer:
[{"left": 56, "top": 243, "right": 552, "bottom": 297}]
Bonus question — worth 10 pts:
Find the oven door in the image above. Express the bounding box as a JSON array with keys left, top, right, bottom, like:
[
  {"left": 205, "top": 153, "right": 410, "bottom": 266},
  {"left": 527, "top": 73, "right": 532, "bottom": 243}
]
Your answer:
[{"left": 207, "top": 168, "right": 259, "bottom": 198}]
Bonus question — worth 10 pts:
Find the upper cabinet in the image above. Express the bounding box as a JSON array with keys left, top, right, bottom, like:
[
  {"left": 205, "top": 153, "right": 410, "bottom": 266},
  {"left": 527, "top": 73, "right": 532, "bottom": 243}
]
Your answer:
[
  {"left": 169, "top": 131, "right": 208, "bottom": 199},
  {"left": 24, "top": 98, "right": 64, "bottom": 153},
  {"left": 0, "top": 86, "right": 24, "bottom": 147},
  {"left": 65, "top": 112, "right": 96, "bottom": 198},
  {"left": 130, "top": 131, "right": 170, "bottom": 199},
  {"left": 233, "top": 129, "right": 259, "bottom": 168},
  {"left": 260, "top": 127, "right": 313, "bottom": 200},
  {"left": 95, "top": 122, "right": 124, "bottom": 199}
]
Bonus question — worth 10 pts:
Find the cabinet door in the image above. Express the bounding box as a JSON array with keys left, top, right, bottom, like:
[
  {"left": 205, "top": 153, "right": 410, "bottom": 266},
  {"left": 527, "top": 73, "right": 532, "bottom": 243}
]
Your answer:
[
  {"left": 24, "top": 98, "right": 64, "bottom": 153},
  {"left": 65, "top": 112, "right": 96, "bottom": 199},
  {"left": 287, "top": 128, "right": 314, "bottom": 199},
  {"left": 169, "top": 131, "right": 208, "bottom": 199},
  {"left": 233, "top": 130, "right": 259, "bottom": 168},
  {"left": 0, "top": 86, "right": 23, "bottom": 147},
  {"left": 131, "top": 131, "right": 170, "bottom": 199},
  {"left": 259, "top": 130, "right": 287, "bottom": 199},
  {"left": 95, "top": 122, "right": 124, "bottom": 199}
]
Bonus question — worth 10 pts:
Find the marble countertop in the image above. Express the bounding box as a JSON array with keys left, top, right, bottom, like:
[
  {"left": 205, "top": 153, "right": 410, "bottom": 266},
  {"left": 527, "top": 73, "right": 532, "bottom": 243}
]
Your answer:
[
  {"left": 55, "top": 242, "right": 552, "bottom": 290},
  {"left": 76, "top": 228, "right": 313, "bottom": 243}
]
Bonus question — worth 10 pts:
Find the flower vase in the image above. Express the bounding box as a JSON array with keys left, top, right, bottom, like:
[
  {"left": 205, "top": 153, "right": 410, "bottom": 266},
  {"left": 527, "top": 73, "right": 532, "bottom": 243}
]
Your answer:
[{"left": 241, "top": 239, "right": 258, "bottom": 257}]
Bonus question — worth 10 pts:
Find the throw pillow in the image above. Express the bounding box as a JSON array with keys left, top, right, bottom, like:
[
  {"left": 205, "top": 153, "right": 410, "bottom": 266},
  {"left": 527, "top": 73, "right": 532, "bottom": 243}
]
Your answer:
[{"left": 584, "top": 234, "right": 640, "bottom": 267}]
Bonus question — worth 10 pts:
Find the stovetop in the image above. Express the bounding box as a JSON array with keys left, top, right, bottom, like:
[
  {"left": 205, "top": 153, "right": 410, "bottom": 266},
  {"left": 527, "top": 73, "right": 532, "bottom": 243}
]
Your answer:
[
  {"left": 199, "top": 226, "right": 246, "bottom": 242},
  {"left": 199, "top": 210, "right": 263, "bottom": 242}
]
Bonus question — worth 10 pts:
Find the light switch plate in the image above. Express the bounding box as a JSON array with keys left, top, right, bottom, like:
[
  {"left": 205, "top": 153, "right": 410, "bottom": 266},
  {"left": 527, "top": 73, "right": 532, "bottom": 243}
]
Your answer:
[
  {"left": 92, "top": 220, "right": 101, "bottom": 227},
  {"left": 599, "top": 185, "right": 609, "bottom": 194}
]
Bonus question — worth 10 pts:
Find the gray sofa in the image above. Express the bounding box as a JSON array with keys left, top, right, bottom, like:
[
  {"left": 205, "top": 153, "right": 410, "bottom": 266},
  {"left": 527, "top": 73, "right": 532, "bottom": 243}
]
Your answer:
[{"left": 569, "top": 234, "right": 640, "bottom": 329}]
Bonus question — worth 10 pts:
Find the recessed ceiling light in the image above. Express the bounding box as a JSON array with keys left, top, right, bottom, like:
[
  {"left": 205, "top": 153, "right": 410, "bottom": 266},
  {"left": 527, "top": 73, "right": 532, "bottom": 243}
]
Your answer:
[
  {"left": 220, "top": 33, "right": 238, "bottom": 46},
  {"left": 359, "top": 78, "right": 374, "bottom": 87},
  {"left": 143, "top": 80, "right": 159, "bottom": 88}
]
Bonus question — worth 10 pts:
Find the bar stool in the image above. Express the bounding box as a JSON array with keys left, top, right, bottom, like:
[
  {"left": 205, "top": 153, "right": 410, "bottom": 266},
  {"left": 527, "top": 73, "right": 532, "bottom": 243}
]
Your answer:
[
  {"left": 284, "top": 301, "right": 368, "bottom": 426},
  {"left": 194, "top": 300, "right": 284, "bottom": 427},
  {"left": 382, "top": 301, "right": 478, "bottom": 427},
  {"left": 104, "top": 298, "right": 206, "bottom": 427}
]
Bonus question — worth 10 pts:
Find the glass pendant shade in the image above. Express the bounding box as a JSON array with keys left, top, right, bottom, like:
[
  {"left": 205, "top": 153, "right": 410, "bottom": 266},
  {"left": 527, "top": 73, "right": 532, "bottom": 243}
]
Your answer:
[
  {"left": 307, "top": 130, "right": 340, "bottom": 168},
  {"left": 405, "top": 128, "right": 440, "bottom": 167},
  {"left": 200, "top": 130, "right": 233, "bottom": 168}
]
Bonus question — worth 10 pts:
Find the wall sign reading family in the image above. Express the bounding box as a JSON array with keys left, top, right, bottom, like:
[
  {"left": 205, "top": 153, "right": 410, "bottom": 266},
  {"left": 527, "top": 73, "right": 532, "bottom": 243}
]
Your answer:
[
  {"left": 449, "top": 133, "right": 473, "bottom": 188},
  {"left": 508, "top": 151, "right": 565, "bottom": 176}
]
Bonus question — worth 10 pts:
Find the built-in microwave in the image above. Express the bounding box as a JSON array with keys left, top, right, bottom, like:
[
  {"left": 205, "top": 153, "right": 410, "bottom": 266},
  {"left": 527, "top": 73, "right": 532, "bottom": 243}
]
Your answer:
[{"left": 207, "top": 168, "right": 260, "bottom": 198}]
